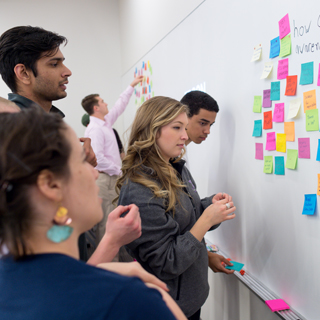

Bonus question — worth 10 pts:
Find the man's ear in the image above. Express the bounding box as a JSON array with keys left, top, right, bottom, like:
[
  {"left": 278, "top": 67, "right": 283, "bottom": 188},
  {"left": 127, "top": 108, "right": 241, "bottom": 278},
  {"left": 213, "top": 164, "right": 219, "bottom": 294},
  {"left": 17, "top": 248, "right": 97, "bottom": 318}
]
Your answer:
[
  {"left": 93, "top": 104, "right": 99, "bottom": 113},
  {"left": 14, "top": 64, "right": 32, "bottom": 86},
  {"left": 36, "top": 169, "right": 64, "bottom": 202}
]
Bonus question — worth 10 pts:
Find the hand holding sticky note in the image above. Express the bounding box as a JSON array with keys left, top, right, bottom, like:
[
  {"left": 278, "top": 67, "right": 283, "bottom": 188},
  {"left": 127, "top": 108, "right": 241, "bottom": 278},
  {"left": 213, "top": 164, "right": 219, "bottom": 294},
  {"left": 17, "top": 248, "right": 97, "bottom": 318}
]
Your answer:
[{"left": 225, "top": 261, "right": 244, "bottom": 272}]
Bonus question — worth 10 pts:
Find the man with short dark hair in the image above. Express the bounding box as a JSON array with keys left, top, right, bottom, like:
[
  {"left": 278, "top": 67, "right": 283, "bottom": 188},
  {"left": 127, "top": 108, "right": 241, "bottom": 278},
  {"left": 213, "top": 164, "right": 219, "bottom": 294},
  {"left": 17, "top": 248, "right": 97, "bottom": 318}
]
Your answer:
[
  {"left": 81, "top": 76, "right": 142, "bottom": 253},
  {"left": 180, "top": 90, "right": 235, "bottom": 276}
]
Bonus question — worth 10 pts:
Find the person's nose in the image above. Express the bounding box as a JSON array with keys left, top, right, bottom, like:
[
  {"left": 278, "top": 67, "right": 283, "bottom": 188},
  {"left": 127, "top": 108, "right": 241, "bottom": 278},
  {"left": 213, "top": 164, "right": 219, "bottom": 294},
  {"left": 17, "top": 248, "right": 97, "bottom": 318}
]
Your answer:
[{"left": 62, "top": 64, "right": 72, "bottom": 78}]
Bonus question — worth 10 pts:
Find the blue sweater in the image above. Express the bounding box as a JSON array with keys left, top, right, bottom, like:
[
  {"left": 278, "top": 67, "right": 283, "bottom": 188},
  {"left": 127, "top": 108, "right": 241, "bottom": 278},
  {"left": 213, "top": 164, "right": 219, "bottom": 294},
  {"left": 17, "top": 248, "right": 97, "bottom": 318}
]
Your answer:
[{"left": 0, "top": 253, "right": 176, "bottom": 320}]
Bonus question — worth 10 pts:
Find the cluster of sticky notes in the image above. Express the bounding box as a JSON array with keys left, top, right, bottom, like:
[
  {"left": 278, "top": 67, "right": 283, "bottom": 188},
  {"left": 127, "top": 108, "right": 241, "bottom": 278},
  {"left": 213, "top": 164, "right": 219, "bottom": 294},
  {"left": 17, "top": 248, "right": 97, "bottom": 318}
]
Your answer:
[{"left": 134, "top": 61, "right": 155, "bottom": 107}]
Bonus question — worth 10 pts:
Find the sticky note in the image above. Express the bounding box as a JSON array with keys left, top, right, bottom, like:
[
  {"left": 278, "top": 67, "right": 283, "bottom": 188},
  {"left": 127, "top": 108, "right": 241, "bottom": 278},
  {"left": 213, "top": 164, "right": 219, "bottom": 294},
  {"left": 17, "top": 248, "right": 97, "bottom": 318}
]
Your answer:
[
  {"left": 260, "top": 62, "right": 273, "bottom": 79},
  {"left": 306, "top": 109, "right": 319, "bottom": 131},
  {"left": 264, "top": 156, "right": 273, "bottom": 173},
  {"left": 279, "top": 34, "right": 291, "bottom": 57},
  {"left": 279, "top": 13, "right": 290, "bottom": 39},
  {"left": 285, "top": 75, "right": 297, "bottom": 96},
  {"left": 300, "top": 62, "right": 314, "bottom": 85},
  {"left": 275, "top": 156, "right": 285, "bottom": 175},
  {"left": 318, "top": 174, "right": 320, "bottom": 195},
  {"left": 303, "top": 89, "right": 317, "bottom": 112},
  {"left": 262, "top": 89, "right": 272, "bottom": 108},
  {"left": 142, "top": 61, "right": 144, "bottom": 69},
  {"left": 270, "top": 82, "right": 280, "bottom": 101},
  {"left": 317, "top": 63, "right": 320, "bottom": 86},
  {"left": 270, "top": 36, "right": 280, "bottom": 58},
  {"left": 263, "top": 111, "right": 273, "bottom": 129},
  {"left": 277, "top": 58, "right": 288, "bottom": 80},
  {"left": 225, "top": 261, "right": 244, "bottom": 271},
  {"left": 284, "top": 122, "right": 295, "bottom": 141},
  {"left": 266, "top": 299, "right": 290, "bottom": 312},
  {"left": 266, "top": 132, "right": 276, "bottom": 150},
  {"left": 273, "top": 103, "right": 284, "bottom": 122},
  {"left": 253, "top": 96, "right": 262, "bottom": 113},
  {"left": 252, "top": 120, "right": 262, "bottom": 137},
  {"left": 286, "top": 149, "right": 298, "bottom": 169},
  {"left": 251, "top": 44, "right": 262, "bottom": 62},
  {"left": 298, "top": 138, "right": 310, "bottom": 158},
  {"left": 317, "top": 140, "right": 320, "bottom": 161},
  {"left": 302, "top": 194, "right": 317, "bottom": 215},
  {"left": 276, "top": 134, "right": 286, "bottom": 153},
  {"left": 255, "top": 143, "right": 263, "bottom": 160},
  {"left": 287, "top": 98, "right": 301, "bottom": 119}
]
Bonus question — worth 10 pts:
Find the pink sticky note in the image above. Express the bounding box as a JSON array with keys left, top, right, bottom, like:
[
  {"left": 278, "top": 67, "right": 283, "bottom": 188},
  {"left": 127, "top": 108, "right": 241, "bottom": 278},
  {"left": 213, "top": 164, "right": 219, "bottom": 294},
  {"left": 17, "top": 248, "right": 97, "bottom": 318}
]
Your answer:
[
  {"left": 277, "top": 58, "right": 288, "bottom": 80},
  {"left": 255, "top": 143, "right": 263, "bottom": 160},
  {"left": 266, "top": 132, "right": 276, "bottom": 150},
  {"left": 317, "top": 63, "right": 320, "bottom": 86},
  {"left": 273, "top": 103, "right": 284, "bottom": 122},
  {"left": 263, "top": 89, "right": 272, "bottom": 108},
  {"left": 298, "top": 138, "right": 310, "bottom": 158},
  {"left": 266, "top": 299, "right": 290, "bottom": 312},
  {"left": 279, "top": 14, "right": 290, "bottom": 39}
]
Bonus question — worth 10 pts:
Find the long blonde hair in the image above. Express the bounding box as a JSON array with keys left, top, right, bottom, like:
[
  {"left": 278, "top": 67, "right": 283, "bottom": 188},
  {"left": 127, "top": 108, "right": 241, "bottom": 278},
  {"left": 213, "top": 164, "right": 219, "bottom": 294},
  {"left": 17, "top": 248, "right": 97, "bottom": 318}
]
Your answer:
[{"left": 115, "top": 96, "right": 188, "bottom": 214}]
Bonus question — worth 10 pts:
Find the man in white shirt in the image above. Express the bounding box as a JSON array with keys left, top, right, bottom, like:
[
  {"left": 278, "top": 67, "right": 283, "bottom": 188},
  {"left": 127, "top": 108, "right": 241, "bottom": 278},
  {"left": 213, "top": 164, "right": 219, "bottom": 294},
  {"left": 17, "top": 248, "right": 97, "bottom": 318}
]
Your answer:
[{"left": 82, "top": 75, "right": 143, "bottom": 253}]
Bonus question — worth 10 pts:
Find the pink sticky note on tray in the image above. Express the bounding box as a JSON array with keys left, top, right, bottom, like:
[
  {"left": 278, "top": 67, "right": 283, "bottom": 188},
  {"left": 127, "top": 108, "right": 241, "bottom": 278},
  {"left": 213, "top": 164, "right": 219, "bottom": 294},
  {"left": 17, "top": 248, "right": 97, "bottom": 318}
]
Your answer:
[
  {"left": 273, "top": 103, "right": 284, "bottom": 122},
  {"left": 255, "top": 143, "right": 263, "bottom": 160},
  {"left": 277, "top": 58, "right": 288, "bottom": 80},
  {"left": 279, "top": 14, "right": 290, "bottom": 39},
  {"left": 266, "top": 299, "right": 290, "bottom": 312},
  {"left": 266, "top": 132, "right": 276, "bottom": 150},
  {"left": 298, "top": 138, "right": 310, "bottom": 158}
]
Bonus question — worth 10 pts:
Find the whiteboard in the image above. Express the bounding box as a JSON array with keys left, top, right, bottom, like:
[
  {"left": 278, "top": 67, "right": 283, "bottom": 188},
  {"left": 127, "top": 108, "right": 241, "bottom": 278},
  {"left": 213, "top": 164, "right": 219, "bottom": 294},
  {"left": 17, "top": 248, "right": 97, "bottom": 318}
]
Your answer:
[{"left": 121, "top": 1, "right": 320, "bottom": 319}]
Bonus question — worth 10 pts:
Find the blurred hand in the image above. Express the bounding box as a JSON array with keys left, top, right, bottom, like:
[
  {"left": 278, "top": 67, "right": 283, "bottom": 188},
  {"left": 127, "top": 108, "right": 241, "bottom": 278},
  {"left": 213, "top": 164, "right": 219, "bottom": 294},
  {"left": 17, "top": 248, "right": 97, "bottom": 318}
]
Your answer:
[
  {"left": 79, "top": 137, "right": 97, "bottom": 167},
  {"left": 130, "top": 75, "right": 144, "bottom": 87},
  {"left": 212, "top": 192, "right": 232, "bottom": 204},
  {"left": 208, "top": 252, "right": 234, "bottom": 274},
  {"left": 0, "top": 97, "right": 20, "bottom": 113}
]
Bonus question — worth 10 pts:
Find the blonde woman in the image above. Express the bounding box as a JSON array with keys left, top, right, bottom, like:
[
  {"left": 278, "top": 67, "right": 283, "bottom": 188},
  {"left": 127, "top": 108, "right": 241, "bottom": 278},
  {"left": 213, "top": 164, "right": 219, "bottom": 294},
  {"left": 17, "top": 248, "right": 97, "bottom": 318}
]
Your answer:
[{"left": 116, "top": 96, "right": 236, "bottom": 320}]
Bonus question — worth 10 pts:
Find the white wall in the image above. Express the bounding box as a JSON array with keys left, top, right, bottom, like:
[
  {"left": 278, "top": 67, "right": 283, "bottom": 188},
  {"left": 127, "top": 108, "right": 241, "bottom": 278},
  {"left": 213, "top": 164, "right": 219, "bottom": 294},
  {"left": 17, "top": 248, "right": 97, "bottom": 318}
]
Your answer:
[{"left": 0, "top": 0, "right": 122, "bottom": 138}]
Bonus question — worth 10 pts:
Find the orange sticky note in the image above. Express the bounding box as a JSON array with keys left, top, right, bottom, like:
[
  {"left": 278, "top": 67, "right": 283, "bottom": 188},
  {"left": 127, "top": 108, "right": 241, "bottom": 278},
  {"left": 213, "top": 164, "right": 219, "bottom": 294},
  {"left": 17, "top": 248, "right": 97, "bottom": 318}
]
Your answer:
[
  {"left": 318, "top": 174, "right": 320, "bottom": 196},
  {"left": 285, "top": 75, "right": 297, "bottom": 96},
  {"left": 284, "top": 122, "right": 295, "bottom": 141},
  {"left": 303, "top": 89, "right": 317, "bottom": 113},
  {"left": 147, "top": 77, "right": 149, "bottom": 85},
  {"left": 263, "top": 111, "right": 273, "bottom": 129}
]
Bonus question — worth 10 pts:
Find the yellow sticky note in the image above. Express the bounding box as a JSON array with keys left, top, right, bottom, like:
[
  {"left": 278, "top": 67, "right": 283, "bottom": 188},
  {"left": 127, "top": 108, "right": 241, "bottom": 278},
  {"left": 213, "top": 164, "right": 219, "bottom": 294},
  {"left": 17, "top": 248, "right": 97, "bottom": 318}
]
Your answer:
[
  {"left": 287, "top": 98, "right": 301, "bottom": 119},
  {"left": 260, "top": 62, "right": 273, "bottom": 79},
  {"left": 303, "top": 89, "right": 317, "bottom": 113},
  {"left": 284, "top": 122, "right": 295, "bottom": 141},
  {"left": 279, "top": 34, "right": 291, "bottom": 57},
  {"left": 251, "top": 44, "right": 262, "bottom": 62},
  {"left": 276, "top": 133, "right": 287, "bottom": 152}
]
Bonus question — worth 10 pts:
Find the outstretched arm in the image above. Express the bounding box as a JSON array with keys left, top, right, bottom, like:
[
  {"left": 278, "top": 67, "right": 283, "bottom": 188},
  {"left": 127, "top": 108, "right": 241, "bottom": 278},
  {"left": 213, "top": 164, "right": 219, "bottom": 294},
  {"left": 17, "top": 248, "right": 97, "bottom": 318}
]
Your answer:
[{"left": 130, "top": 75, "right": 144, "bottom": 87}]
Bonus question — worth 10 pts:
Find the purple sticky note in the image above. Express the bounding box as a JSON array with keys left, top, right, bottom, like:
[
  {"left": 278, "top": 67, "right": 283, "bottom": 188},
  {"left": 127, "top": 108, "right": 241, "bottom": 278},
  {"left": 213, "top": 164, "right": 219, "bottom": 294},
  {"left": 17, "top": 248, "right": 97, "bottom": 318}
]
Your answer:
[
  {"left": 266, "top": 299, "right": 290, "bottom": 312},
  {"left": 262, "top": 89, "right": 272, "bottom": 108},
  {"left": 266, "top": 132, "right": 276, "bottom": 150},
  {"left": 279, "top": 14, "right": 290, "bottom": 39},
  {"left": 273, "top": 103, "right": 284, "bottom": 122},
  {"left": 255, "top": 143, "right": 263, "bottom": 160},
  {"left": 298, "top": 138, "right": 310, "bottom": 159},
  {"left": 317, "top": 63, "right": 320, "bottom": 86},
  {"left": 277, "top": 58, "right": 288, "bottom": 80}
]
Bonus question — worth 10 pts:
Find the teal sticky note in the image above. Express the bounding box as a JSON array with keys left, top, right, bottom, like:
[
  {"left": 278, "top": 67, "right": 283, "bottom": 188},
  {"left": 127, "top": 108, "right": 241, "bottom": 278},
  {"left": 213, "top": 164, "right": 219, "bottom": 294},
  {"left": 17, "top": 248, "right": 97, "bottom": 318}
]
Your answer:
[
  {"left": 275, "top": 156, "right": 285, "bottom": 175},
  {"left": 270, "top": 36, "right": 280, "bottom": 58},
  {"left": 316, "top": 139, "right": 320, "bottom": 161},
  {"left": 270, "top": 81, "right": 280, "bottom": 101},
  {"left": 252, "top": 120, "right": 262, "bottom": 137},
  {"left": 302, "top": 194, "right": 317, "bottom": 215},
  {"left": 225, "top": 261, "right": 244, "bottom": 271},
  {"left": 300, "top": 62, "right": 314, "bottom": 85}
]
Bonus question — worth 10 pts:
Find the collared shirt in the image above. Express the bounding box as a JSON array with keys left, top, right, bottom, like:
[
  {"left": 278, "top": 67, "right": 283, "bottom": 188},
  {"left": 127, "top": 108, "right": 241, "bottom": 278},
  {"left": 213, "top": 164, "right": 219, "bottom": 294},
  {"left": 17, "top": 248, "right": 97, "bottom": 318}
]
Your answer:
[
  {"left": 84, "top": 86, "right": 134, "bottom": 176},
  {"left": 8, "top": 93, "right": 65, "bottom": 118}
]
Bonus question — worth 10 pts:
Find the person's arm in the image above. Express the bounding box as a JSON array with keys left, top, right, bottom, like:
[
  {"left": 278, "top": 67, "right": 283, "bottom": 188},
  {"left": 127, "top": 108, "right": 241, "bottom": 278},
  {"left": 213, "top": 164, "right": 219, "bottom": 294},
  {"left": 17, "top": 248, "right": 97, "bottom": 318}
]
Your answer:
[
  {"left": 79, "top": 137, "right": 97, "bottom": 167},
  {"left": 0, "top": 97, "right": 20, "bottom": 113},
  {"left": 87, "top": 205, "right": 141, "bottom": 265}
]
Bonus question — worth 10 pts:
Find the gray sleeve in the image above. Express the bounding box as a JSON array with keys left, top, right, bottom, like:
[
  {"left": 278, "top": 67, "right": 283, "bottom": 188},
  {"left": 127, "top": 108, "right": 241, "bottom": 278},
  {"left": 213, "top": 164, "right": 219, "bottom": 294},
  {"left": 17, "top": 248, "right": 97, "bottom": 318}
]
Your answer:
[{"left": 118, "top": 182, "right": 203, "bottom": 281}]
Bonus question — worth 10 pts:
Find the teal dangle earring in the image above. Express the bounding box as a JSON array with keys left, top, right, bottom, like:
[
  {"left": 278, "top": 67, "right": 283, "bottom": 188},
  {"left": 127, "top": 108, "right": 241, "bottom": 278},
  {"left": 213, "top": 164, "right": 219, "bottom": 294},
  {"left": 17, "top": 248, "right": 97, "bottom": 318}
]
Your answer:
[{"left": 47, "top": 206, "right": 73, "bottom": 243}]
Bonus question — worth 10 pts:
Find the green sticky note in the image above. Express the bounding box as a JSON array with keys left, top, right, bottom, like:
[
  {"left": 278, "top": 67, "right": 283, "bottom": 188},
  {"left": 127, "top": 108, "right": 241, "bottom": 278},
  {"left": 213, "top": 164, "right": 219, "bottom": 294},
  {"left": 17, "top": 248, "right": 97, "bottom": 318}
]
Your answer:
[
  {"left": 264, "top": 156, "right": 273, "bottom": 173},
  {"left": 306, "top": 109, "right": 319, "bottom": 131},
  {"left": 279, "top": 34, "right": 291, "bottom": 57},
  {"left": 286, "top": 149, "right": 298, "bottom": 169},
  {"left": 152, "top": 91, "right": 155, "bottom": 97},
  {"left": 253, "top": 96, "right": 262, "bottom": 113}
]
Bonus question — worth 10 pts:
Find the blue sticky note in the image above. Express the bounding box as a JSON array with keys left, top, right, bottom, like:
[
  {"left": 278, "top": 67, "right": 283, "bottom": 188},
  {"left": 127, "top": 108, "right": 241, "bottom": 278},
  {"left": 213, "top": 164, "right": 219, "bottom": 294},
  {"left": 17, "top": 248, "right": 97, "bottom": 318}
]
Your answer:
[
  {"left": 252, "top": 120, "right": 262, "bottom": 137},
  {"left": 135, "top": 67, "right": 137, "bottom": 73},
  {"left": 302, "top": 194, "right": 317, "bottom": 215},
  {"left": 300, "top": 62, "right": 314, "bottom": 85},
  {"left": 274, "top": 156, "right": 285, "bottom": 175},
  {"left": 270, "top": 81, "right": 280, "bottom": 101},
  {"left": 225, "top": 261, "right": 244, "bottom": 271},
  {"left": 270, "top": 36, "right": 280, "bottom": 58},
  {"left": 142, "top": 61, "right": 144, "bottom": 68},
  {"left": 149, "top": 85, "right": 151, "bottom": 93},
  {"left": 316, "top": 139, "right": 320, "bottom": 161}
]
